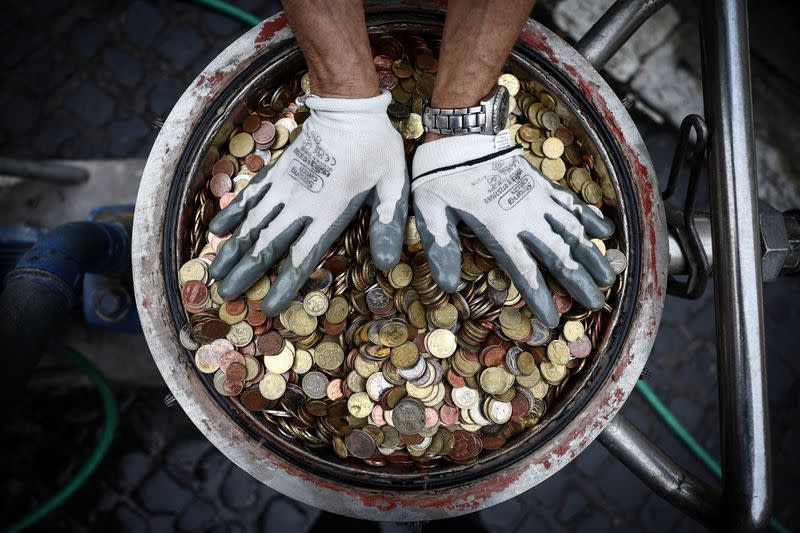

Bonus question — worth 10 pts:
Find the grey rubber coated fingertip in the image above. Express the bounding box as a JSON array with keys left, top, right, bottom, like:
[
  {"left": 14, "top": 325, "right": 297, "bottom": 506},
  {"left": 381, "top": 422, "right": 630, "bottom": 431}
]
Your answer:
[{"left": 370, "top": 224, "right": 402, "bottom": 270}]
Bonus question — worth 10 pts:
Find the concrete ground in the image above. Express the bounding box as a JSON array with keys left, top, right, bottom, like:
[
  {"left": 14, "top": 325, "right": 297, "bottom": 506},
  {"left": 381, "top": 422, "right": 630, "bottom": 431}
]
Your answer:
[{"left": 1, "top": 1, "right": 798, "bottom": 531}]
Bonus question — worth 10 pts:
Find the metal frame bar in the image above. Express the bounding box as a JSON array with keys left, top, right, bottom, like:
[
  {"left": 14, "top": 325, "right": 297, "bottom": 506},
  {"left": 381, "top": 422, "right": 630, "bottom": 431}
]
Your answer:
[
  {"left": 582, "top": 0, "right": 772, "bottom": 529},
  {"left": 576, "top": 0, "right": 672, "bottom": 69},
  {"left": 597, "top": 415, "right": 722, "bottom": 526},
  {"left": 700, "top": 0, "right": 771, "bottom": 527}
]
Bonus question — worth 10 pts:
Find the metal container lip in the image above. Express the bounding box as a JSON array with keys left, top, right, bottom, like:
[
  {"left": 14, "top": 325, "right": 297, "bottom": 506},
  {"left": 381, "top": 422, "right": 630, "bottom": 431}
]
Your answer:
[{"left": 133, "top": 8, "right": 666, "bottom": 520}]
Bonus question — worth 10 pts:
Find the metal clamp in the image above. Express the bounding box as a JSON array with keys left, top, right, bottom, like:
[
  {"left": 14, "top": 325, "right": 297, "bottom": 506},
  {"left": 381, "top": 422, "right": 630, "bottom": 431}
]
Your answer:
[{"left": 663, "top": 114, "right": 711, "bottom": 299}]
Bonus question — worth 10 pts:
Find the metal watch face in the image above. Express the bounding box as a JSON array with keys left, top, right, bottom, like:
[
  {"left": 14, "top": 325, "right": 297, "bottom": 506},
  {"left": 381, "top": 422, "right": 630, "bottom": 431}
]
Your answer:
[{"left": 489, "top": 85, "right": 510, "bottom": 134}]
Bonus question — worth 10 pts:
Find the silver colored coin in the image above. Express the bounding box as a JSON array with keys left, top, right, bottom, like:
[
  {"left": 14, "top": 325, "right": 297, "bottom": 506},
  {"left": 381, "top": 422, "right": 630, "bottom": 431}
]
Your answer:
[
  {"left": 392, "top": 398, "right": 426, "bottom": 435},
  {"left": 605, "top": 248, "right": 628, "bottom": 275},
  {"left": 302, "top": 371, "right": 329, "bottom": 400}
]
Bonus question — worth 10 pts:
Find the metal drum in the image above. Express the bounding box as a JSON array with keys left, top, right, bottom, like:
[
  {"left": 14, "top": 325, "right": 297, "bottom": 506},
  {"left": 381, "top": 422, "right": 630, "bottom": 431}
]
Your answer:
[{"left": 133, "top": 5, "right": 666, "bottom": 521}]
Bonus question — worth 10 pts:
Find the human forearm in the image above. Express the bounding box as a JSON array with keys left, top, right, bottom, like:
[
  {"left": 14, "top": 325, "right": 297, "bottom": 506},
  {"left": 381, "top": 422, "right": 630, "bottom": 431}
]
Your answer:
[
  {"left": 282, "top": 0, "right": 378, "bottom": 98},
  {"left": 431, "top": 0, "right": 535, "bottom": 109}
]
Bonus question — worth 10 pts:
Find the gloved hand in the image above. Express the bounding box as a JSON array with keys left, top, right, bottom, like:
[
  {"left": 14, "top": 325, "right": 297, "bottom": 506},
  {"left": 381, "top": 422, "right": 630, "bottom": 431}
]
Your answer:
[
  {"left": 208, "top": 90, "right": 408, "bottom": 316},
  {"left": 411, "top": 133, "right": 615, "bottom": 328}
]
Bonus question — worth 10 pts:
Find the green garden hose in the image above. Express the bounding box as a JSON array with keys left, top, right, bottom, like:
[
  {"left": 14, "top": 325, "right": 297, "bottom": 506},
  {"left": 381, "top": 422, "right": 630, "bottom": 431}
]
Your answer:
[
  {"left": 2, "top": 348, "right": 118, "bottom": 533},
  {"left": 636, "top": 380, "right": 790, "bottom": 533},
  {"left": 188, "top": 0, "right": 262, "bottom": 27}
]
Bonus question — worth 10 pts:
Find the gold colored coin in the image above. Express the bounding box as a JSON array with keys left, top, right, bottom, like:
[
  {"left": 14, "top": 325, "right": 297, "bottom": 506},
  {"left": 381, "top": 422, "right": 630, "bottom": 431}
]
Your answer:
[
  {"left": 499, "top": 306, "right": 523, "bottom": 329},
  {"left": 314, "top": 340, "right": 345, "bottom": 370},
  {"left": 517, "top": 351, "right": 536, "bottom": 375},
  {"left": 542, "top": 137, "right": 565, "bottom": 159},
  {"left": 264, "top": 343, "right": 295, "bottom": 373},
  {"left": 497, "top": 73, "right": 520, "bottom": 96},
  {"left": 401, "top": 113, "right": 424, "bottom": 140},
  {"left": 479, "top": 366, "right": 515, "bottom": 395},
  {"left": 547, "top": 339, "right": 571, "bottom": 365},
  {"left": 523, "top": 150, "right": 544, "bottom": 169},
  {"left": 567, "top": 167, "right": 591, "bottom": 192},
  {"left": 229, "top": 132, "right": 255, "bottom": 158},
  {"left": 431, "top": 303, "right": 458, "bottom": 328},
  {"left": 292, "top": 348, "right": 313, "bottom": 374},
  {"left": 390, "top": 341, "right": 419, "bottom": 369},
  {"left": 530, "top": 380, "right": 550, "bottom": 399},
  {"left": 378, "top": 322, "right": 409, "bottom": 348},
  {"left": 325, "top": 296, "right": 349, "bottom": 324},
  {"left": 391, "top": 60, "right": 413, "bottom": 79},
  {"left": 285, "top": 303, "right": 317, "bottom": 336},
  {"left": 582, "top": 180, "right": 603, "bottom": 204},
  {"left": 426, "top": 329, "right": 457, "bottom": 359},
  {"left": 348, "top": 392, "right": 374, "bottom": 418},
  {"left": 301, "top": 72, "right": 311, "bottom": 93},
  {"left": 541, "top": 157, "right": 566, "bottom": 182},
  {"left": 487, "top": 268, "right": 510, "bottom": 290},
  {"left": 540, "top": 361, "right": 567, "bottom": 384},
  {"left": 518, "top": 124, "right": 541, "bottom": 143},
  {"left": 226, "top": 321, "right": 253, "bottom": 347},
  {"left": 179, "top": 259, "right": 208, "bottom": 285},
  {"left": 272, "top": 124, "right": 289, "bottom": 149},
  {"left": 303, "top": 290, "right": 329, "bottom": 317},
  {"left": 592, "top": 238, "right": 607, "bottom": 255},
  {"left": 563, "top": 320, "right": 585, "bottom": 342},
  {"left": 259, "top": 372, "right": 286, "bottom": 400},
  {"left": 245, "top": 274, "right": 271, "bottom": 299},
  {"left": 407, "top": 300, "right": 427, "bottom": 329},
  {"left": 388, "top": 263, "right": 413, "bottom": 288}
]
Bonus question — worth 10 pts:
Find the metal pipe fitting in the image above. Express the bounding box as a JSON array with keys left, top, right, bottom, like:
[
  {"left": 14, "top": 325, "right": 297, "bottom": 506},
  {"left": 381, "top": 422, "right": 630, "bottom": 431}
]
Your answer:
[{"left": 0, "top": 221, "right": 131, "bottom": 399}]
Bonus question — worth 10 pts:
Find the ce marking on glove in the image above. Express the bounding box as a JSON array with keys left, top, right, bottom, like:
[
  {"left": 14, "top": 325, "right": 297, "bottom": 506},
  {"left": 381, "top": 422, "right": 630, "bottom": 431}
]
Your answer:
[
  {"left": 481, "top": 158, "right": 535, "bottom": 210},
  {"left": 288, "top": 128, "right": 336, "bottom": 193}
]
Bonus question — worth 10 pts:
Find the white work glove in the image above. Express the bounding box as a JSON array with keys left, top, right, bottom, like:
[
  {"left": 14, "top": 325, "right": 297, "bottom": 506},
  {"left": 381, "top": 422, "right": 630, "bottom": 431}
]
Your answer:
[
  {"left": 411, "top": 133, "right": 615, "bottom": 328},
  {"left": 209, "top": 90, "right": 408, "bottom": 315}
]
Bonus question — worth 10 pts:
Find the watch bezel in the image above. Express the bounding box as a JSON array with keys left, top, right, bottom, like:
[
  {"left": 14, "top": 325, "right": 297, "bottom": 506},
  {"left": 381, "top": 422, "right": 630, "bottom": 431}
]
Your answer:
[{"left": 484, "top": 85, "right": 510, "bottom": 134}]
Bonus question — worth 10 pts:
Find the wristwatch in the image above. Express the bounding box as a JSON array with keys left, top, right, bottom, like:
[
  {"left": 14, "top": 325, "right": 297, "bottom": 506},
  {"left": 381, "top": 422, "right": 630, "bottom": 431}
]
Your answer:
[{"left": 422, "top": 85, "right": 510, "bottom": 135}]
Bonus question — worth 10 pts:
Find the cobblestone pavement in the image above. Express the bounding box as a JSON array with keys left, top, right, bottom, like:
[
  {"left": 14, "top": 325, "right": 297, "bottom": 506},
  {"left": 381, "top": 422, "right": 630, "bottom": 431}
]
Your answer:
[{"left": 1, "top": 1, "right": 799, "bottom": 532}]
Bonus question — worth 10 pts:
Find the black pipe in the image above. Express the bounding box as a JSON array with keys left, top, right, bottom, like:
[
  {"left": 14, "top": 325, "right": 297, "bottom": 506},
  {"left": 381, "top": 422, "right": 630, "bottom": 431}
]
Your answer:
[{"left": 1, "top": 221, "right": 130, "bottom": 400}]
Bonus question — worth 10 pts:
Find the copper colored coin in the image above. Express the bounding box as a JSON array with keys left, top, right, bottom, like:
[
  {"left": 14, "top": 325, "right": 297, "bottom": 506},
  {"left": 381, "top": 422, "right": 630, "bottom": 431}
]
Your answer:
[
  {"left": 553, "top": 293, "right": 573, "bottom": 314},
  {"left": 510, "top": 392, "right": 530, "bottom": 417},
  {"left": 399, "top": 433, "right": 423, "bottom": 445},
  {"left": 446, "top": 369, "right": 466, "bottom": 388},
  {"left": 377, "top": 70, "right": 398, "bottom": 90},
  {"left": 344, "top": 429, "right": 377, "bottom": 459},
  {"left": 483, "top": 346, "right": 506, "bottom": 367},
  {"left": 326, "top": 378, "right": 344, "bottom": 400},
  {"left": 219, "top": 192, "right": 237, "bottom": 209},
  {"left": 209, "top": 173, "right": 232, "bottom": 198},
  {"left": 241, "top": 387, "right": 270, "bottom": 410},
  {"left": 225, "top": 362, "right": 247, "bottom": 382},
  {"left": 257, "top": 331, "right": 284, "bottom": 356},
  {"left": 439, "top": 404, "right": 460, "bottom": 426},
  {"left": 181, "top": 280, "right": 208, "bottom": 306},
  {"left": 201, "top": 318, "right": 230, "bottom": 339},
  {"left": 211, "top": 158, "right": 235, "bottom": 178},
  {"left": 322, "top": 319, "right": 347, "bottom": 335},
  {"left": 222, "top": 379, "right": 244, "bottom": 396},
  {"left": 225, "top": 299, "right": 247, "bottom": 316},
  {"left": 246, "top": 309, "right": 267, "bottom": 326},
  {"left": 373, "top": 54, "right": 393, "bottom": 69},
  {"left": 324, "top": 254, "right": 349, "bottom": 274},
  {"left": 242, "top": 113, "right": 262, "bottom": 133},
  {"left": 480, "top": 434, "right": 506, "bottom": 451},
  {"left": 568, "top": 335, "right": 592, "bottom": 358},
  {"left": 245, "top": 153, "right": 264, "bottom": 172},
  {"left": 447, "top": 430, "right": 476, "bottom": 461},
  {"left": 252, "top": 121, "right": 275, "bottom": 146},
  {"left": 219, "top": 350, "right": 245, "bottom": 373}
]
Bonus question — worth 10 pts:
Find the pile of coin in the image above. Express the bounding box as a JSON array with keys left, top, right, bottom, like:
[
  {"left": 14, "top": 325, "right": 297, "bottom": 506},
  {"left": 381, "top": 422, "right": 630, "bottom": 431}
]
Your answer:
[{"left": 178, "top": 33, "right": 627, "bottom": 470}]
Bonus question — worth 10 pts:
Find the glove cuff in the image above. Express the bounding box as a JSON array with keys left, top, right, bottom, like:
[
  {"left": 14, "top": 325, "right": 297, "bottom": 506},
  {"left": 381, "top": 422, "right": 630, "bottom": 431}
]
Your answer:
[
  {"left": 305, "top": 90, "right": 391, "bottom": 114},
  {"left": 411, "top": 133, "right": 521, "bottom": 183}
]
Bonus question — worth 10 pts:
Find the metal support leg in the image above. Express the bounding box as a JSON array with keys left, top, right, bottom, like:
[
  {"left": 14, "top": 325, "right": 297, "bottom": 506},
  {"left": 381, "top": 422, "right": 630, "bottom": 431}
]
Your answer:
[
  {"left": 576, "top": 0, "right": 672, "bottom": 69},
  {"left": 701, "top": 0, "right": 771, "bottom": 528},
  {"left": 598, "top": 415, "right": 722, "bottom": 527}
]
